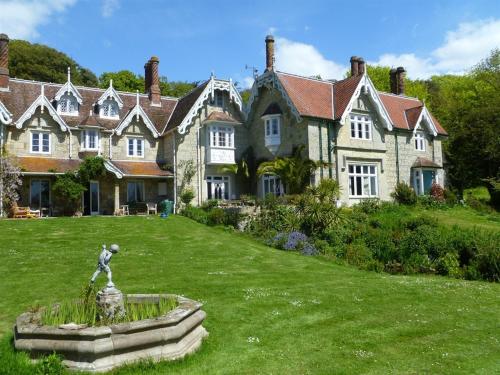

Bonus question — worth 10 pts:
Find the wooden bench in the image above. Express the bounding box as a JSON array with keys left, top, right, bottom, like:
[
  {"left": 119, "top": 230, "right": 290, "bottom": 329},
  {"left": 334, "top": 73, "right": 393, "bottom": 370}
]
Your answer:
[{"left": 13, "top": 206, "right": 40, "bottom": 219}]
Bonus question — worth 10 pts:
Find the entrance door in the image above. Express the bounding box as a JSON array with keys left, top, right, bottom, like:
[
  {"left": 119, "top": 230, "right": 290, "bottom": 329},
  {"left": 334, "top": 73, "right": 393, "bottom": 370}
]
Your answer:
[
  {"left": 207, "top": 176, "right": 229, "bottom": 200},
  {"left": 83, "top": 181, "right": 99, "bottom": 215},
  {"left": 422, "top": 170, "right": 435, "bottom": 194}
]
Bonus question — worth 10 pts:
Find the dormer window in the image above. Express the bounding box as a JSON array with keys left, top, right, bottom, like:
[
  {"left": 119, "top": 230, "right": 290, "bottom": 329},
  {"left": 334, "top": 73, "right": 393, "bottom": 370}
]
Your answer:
[
  {"left": 100, "top": 99, "right": 119, "bottom": 119},
  {"left": 415, "top": 131, "right": 426, "bottom": 151},
  {"left": 81, "top": 130, "right": 99, "bottom": 151},
  {"left": 211, "top": 91, "right": 224, "bottom": 108},
  {"left": 58, "top": 93, "right": 79, "bottom": 116},
  {"left": 350, "top": 114, "right": 372, "bottom": 140}
]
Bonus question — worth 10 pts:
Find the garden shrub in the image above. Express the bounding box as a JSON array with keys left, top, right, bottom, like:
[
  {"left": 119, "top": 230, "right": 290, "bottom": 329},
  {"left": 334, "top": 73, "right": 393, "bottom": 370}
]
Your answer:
[
  {"left": 223, "top": 208, "right": 242, "bottom": 228},
  {"left": 201, "top": 199, "right": 219, "bottom": 211},
  {"left": 444, "top": 188, "right": 458, "bottom": 205},
  {"left": 182, "top": 206, "right": 208, "bottom": 225},
  {"left": 353, "top": 199, "right": 381, "bottom": 214},
  {"left": 364, "top": 227, "right": 398, "bottom": 264},
  {"left": 391, "top": 182, "right": 417, "bottom": 205},
  {"left": 435, "top": 252, "right": 462, "bottom": 278},
  {"left": 345, "top": 240, "right": 372, "bottom": 267},
  {"left": 430, "top": 183, "right": 445, "bottom": 202},
  {"left": 180, "top": 189, "right": 195, "bottom": 206},
  {"left": 207, "top": 207, "right": 225, "bottom": 226}
]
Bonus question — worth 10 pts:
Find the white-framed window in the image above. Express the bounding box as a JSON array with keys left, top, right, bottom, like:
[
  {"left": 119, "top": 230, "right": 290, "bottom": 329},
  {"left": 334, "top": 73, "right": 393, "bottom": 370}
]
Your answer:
[
  {"left": 348, "top": 164, "right": 378, "bottom": 197},
  {"left": 415, "top": 131, "right": 426, "bottom": 151},
  {"left": 57, "top": 93, "right": 79, "bottom": 115},
  {"left": 127, "top": 181, "right": 145, "bottom": 202},
  {"left": 209, "top": 125, "right": 234, "bottom": 148},
  {"left": 81, "top": 130, "right": 99, "bottom": 151},
  {"left": 262, "top": 174, "right": 284, "bottom": 197},
  {"left": 263, "top": 115, "right": 281, "bottom": 146},
  {"left": 127, "top": 137, "right": 144, "bottom": 157},
  {"left": 350, "top": 114, "right": 372, "bottom": 140},
  {"left": 207, "top": 176, "right": 230, "bottom": 200},
  {"left": 100, "top": 99, "right": 119, "bottom": 119},
  {"left": 30, "top": 131, "right": 50, "bottom": 154},
  {"left": 211, "top": 91, "right": 224, "bottom": 107}
]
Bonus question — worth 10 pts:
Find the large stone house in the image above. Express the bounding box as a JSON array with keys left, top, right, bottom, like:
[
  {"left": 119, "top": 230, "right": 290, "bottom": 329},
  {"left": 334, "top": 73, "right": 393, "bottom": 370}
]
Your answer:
[{"left": 0, "top": 33, "right": 447, "bottom": 215}]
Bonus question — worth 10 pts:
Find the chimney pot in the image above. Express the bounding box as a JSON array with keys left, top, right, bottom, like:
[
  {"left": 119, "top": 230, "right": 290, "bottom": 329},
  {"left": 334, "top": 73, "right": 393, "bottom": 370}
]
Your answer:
[
  {"left": 265, "top": 35, "right": 275, "bottom": 72},
  {"left": 396, "top": 66, "right": 406, "bottom": 95},
  {"left": 350, "top": 56, "right": 359, "bottom": 77},
  {"left": 0, "top": 33, "right": 9, "bottom": 89},
  {"left": 358, "top": 57, "right": 365, "bottom": 76}
]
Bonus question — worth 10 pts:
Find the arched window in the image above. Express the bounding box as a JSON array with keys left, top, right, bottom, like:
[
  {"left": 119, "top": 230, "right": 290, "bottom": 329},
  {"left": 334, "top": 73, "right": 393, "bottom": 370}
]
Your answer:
[
  {"left": 100, "top": 99, "right": 119, "bottom": 119},
  {"left": 58, "top": 93, "right": 79, "bottom": 115}
]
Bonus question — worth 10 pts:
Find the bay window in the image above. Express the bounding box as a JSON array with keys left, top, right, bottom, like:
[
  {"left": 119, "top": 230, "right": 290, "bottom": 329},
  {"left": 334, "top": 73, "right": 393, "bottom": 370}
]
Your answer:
[
  {"left": 348, "top": 164, "right": 378, "bottom": 197},
  {"left": 210, "top": 126, "right": 234, "bottom": 148},
  {"left": 263, "top": 115, "right": 281, "bottom": 150},
  {"left": 81, "top": 130, "right": 99, "bottom": 151},
  {"left": 31, "top": 132, "right": 50, "bottom": 154},
  {"left": 127, "top": 137, "right": 144, "bottom": 157},
  {"left": 350, "top": 114, "right": 372, "bottom": 140}
]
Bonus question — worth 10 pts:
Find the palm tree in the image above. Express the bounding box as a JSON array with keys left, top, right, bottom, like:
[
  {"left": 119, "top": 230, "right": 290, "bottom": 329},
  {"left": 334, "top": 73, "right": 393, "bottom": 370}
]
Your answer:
[{"left": 257, "top": 145, "right": 325, "bottom": 194}]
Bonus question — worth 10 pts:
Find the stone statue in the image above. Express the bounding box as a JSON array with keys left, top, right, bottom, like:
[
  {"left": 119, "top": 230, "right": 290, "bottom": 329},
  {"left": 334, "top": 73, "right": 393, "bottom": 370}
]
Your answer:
[{"left": 90, "top": 244, "right": 119, "bottom": 289}]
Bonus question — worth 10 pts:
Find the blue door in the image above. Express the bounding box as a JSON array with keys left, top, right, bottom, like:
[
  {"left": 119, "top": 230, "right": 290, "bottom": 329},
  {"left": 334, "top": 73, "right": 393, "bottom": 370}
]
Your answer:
[{"left": 423, "top": 170, "right": 435, "bottom": 194}]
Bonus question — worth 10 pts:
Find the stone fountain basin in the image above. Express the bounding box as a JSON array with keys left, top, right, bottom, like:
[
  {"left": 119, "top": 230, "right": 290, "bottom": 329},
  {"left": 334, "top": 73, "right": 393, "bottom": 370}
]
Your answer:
[{"left": 13, "top": 294, "right": 208, "bottom": 373}]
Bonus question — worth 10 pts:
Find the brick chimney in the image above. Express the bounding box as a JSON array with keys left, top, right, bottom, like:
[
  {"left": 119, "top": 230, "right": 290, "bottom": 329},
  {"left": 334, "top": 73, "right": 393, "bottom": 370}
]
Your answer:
[
  {"left": 396, "top": 66, "right": 406, "bottom": 95},
  {"left": 0, "top": 34, "right": 9, "bottom": 90},
  {"left": 144, "top": 61, "right": 151, "bottom": 94},
  {"left": 358, "top": 57, "right": 366, "bottom": 75},
  {"left": 389, "top": 68, "right": 397, "bottom": 94},
  {"left": 265, "top": 35, "right": 275, "bottom": 72},
  {"left": 350, "top": 56, "right": 359, "bottom": 77},
  {"left": 144, "top": 56, "right": 161, "bottom": 106}
]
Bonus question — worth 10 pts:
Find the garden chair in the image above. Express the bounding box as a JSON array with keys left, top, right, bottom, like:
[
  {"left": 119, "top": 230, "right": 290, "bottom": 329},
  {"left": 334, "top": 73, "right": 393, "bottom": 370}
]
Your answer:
[
  {"left": 147, "top": 203, "right": 157, "bottom": 215},
  {"left": 13, "top": 206, "right": 40, "bottom": 219}
]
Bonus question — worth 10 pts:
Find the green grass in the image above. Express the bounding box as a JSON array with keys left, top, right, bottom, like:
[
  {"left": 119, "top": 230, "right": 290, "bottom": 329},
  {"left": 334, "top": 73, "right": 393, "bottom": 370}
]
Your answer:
[
  {"left": 0, "top": 215, "right": 499, "bottom": 374},
  {"left": 464, "top": 186, "right": 491, "bottom": 202}
]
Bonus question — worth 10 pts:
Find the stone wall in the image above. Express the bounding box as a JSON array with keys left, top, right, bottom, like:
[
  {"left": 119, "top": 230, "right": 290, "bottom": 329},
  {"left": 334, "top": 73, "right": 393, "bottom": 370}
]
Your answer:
[{"left": 111, "top": 119, "right": 163, "bottom": 162}]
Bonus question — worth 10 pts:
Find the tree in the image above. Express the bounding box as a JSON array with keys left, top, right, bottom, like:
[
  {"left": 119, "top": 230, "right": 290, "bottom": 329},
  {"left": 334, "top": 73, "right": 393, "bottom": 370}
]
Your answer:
[
  {"left": 9, "top": 40, "right": 98, "bottom": 86},
  {"left": 99, "top": 71, "right": 144, "bottom": 92},
  {"left": 257, "top": 145, "right": 323, "bottom": 194},
  {"left": 0, "top": 153, "right": 22, "bottom": 216},
  {"left": 52, "top": 173, "right": 86, "bottom": 216}
]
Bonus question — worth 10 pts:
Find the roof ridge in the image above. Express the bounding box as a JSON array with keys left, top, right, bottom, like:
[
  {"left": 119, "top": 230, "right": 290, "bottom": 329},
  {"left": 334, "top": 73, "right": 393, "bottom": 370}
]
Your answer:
[
  {"left": 275, "top": 71, "right": 334, "bottom": 85},
  {"left": 378, "top": 90, "right": 422, "bottom": 102}
]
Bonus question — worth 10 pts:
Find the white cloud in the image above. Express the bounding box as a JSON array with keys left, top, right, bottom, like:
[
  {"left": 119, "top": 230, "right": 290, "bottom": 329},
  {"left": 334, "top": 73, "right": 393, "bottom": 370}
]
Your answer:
[
  {"left": 370, "top": 19, "right": 500, "bottom": 79},
  {"left": 242, "top": 76, "right": 254, "bottom": 89},
  {"left": 0, "top": 0, "right": 77, "bottom": 40},
  {"left": 101, "top": 0, "right": 120, "bottom": 18},
  {"left": 275, "top": 37, "right": 347, "bottom": 80}
]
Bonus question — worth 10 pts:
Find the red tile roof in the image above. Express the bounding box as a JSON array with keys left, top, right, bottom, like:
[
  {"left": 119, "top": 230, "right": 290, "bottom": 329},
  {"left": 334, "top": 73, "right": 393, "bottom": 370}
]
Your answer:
[
  {"left": 276, "top": 72, "right": 334, "bottom": 120},
  {"left": 16, "top": 157, "right": 81, "bottom": 174},
  {"left": 271, "top": 72, "right": 446, "bottom": 135},
  {"left": 110, "top": 161, "right": 173, "bottom": 177}
]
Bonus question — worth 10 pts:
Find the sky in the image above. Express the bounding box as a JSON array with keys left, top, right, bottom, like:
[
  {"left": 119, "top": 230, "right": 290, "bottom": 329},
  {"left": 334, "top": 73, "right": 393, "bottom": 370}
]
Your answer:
[{"left": 0, "top": 0, "right": 499, "bottom": 88}]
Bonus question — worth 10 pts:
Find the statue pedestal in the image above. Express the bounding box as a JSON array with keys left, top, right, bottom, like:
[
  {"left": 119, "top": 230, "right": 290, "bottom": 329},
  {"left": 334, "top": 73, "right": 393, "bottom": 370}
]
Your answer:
[{"left": 96, "top": 287, "right": 125, "bottom": 321}]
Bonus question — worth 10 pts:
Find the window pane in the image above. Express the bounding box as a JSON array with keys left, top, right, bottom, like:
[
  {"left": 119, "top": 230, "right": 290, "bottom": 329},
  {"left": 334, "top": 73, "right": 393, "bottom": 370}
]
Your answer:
[
  {"left": 356, "top": 165, "right": 361, "bottom": 174},
  {"left": 349, "top": 176, "right": 354, "bottom": 195},
  {"left": 364, "top": 123, "right": 370, "bottom": 138},
  {"left": 272, "top": 119, "right": 278, "bottom": 135},
  {"left": 127, "top": 183, "right": 135, "bottom": 202},
  {"left": 137, "top": 140, "right": 143, "bottom": 156},
  {"left": 136, "top": 182, "right": 144, "bottom": 201},
  {"left": 363, "top": 176, "right": 370, "bottom": 196},
  {"left": 357, "top": 123, "right": 363, "bottom": 138},
  {"left": 370, "top": 166, "right": 375, "bottom": 174},
  {"left": 363, "top": 165, "right": 368, "bottom": 174},
  {"left": 42, "top": 134, "right": 49, "bottom": 152},
  {"left": 348, "top": 165, "right": 353, "bottom": 173},
  {"left": 370, "top": 176, "right": 377, "bottom": 196},
  {"left": 32, "top": 133, "right": 39, "bottom": 152},
  {"left": 128, "top": 139, "right": 134, "bottom": 155},
  {"left": 356, "top": 176, "right": 362, "bottom": 196},
  {"left": 351, "top": 123, "right": 356, "bottom": 137}
]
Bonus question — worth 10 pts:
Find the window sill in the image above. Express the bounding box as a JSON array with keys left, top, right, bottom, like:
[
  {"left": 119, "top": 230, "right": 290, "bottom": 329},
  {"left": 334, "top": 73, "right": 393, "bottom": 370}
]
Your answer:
[{"left": 58, "top": 112, "right": 79, "bottom": 117}]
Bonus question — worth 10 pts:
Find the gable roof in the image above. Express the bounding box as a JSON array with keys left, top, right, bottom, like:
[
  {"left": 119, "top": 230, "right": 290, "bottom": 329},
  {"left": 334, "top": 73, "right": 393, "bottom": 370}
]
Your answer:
[
  {"left": 261, "top": 102, "right": 283, "bottom": 116},
  {"left": 276, "top": 72, "right": 334, "bottom": 120},
  {"left": 379, "top": 92, "right": 447, "bottom": 135},
  {"left": 205, "top": 110, "right": 241, "bottom": 123},
  {"left": 251, "top": 70, "right": 446, "bottom": 136},
  {"left": 0, "top": 79, "right": 177, "bottom": 134}
]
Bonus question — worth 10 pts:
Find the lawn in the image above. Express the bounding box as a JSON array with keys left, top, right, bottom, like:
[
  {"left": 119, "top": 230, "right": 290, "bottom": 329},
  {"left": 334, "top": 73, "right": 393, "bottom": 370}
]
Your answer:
[{"left": 0, "top": 215, "right": 499, "bottom": 374}]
